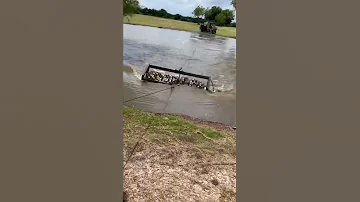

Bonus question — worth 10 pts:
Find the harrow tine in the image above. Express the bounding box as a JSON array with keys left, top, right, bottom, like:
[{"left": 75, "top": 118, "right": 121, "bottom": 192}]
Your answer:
[{"left": 141, "top": 64, "right": 215, "bottom": 92}]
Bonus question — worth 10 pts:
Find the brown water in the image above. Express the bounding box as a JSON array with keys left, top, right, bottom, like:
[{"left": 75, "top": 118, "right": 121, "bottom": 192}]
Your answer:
[{"left": 123, "top": 24, "right": 236, "bottom": 127}]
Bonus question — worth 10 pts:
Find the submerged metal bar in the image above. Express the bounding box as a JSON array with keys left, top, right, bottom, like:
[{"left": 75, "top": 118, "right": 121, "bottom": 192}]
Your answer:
[{"left": 148, "top": 64, "right": 210, "bottom": 80}]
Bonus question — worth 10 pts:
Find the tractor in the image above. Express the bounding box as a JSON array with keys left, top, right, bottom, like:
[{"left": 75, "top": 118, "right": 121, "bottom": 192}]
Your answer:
[{"left": 199, "top": 21, "right": 217, "bottom": 34}]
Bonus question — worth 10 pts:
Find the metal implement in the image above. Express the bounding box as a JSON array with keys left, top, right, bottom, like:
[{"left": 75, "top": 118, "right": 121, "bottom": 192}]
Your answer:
[{"left": 141, "top": 64, "right": 215, "bottom": 92}]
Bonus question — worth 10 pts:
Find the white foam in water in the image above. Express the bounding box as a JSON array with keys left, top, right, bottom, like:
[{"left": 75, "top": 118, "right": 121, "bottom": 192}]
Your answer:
[
  {"left": 123, "top": 64, "right": 143, "bottom": 81},
  {"left": 132, "top": 69, "right": 143, "bottom": 80},
  {"left": 209, "top": 81, "right": 234, "bottom": 93}
]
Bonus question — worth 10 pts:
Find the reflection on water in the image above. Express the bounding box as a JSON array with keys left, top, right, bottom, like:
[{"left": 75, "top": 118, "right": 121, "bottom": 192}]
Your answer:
[{"left": 123, "top": 24, "right": 236, "bottom": 126}]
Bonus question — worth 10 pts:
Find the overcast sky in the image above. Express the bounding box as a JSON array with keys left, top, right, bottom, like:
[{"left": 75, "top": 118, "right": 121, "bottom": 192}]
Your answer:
[{"left": 139, "top": 0, "right": 235, "bottom": 17}]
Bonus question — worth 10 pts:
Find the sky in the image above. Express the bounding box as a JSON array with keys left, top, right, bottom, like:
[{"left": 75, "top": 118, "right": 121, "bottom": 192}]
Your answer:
[{"left": 139, "top": 0, "right": 235, "bottom": 17}]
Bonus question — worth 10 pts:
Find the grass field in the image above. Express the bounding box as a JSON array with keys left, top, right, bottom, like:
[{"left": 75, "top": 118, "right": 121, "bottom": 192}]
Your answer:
[
  {"left": 123, "top": 106, "right": 236, "bottom": 201},
  {"left": 124, "top": 14, "right": 236, "bottom": 39}
]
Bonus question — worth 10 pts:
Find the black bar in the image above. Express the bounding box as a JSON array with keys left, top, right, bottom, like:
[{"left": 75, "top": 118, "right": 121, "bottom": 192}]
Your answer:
[{"left": 148, "top": 64, "right": 210, "bottom": 80}]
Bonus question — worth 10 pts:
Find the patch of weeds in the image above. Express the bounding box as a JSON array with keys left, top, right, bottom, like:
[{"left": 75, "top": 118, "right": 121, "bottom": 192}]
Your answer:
[
  {"left": 201, "top": 128, "right": 222, "bottom": 139},
  {"left": 124, "top": 106, "right": 156, "bottom": 126},
  {"left": 148, "top": 135, "right": 170, "bottom": 144},
  {"left": 124, "top": 106, "right": 196, "bottom": 133},
  {"left": 177, "top": 134, "right": 197, "bottom": 143},
  {"left": 156, "top": 115, "right": 197, "bottom": 132},
  {"left": 124, "top": 106, "right": 231, "bottom": 150}
]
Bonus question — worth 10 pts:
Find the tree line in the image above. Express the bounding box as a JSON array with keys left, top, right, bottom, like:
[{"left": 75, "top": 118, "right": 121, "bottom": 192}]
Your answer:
[
  {"left": 192, "top": 5, "right": 235, "bottom": 27},
  {"left": 124, "top": 0, "right": 236, "bottom": 27}
]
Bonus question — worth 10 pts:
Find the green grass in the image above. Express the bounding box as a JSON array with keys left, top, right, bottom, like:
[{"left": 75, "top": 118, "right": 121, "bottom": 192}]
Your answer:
[
  {"left": 123, "top": 106, "right": 235, "bottom": 154},
  {"left": 124, "top": 106, "right": 196, "bottom": 133},
  {"left": 201, "top": 128, "right": 222, "bottom": 139},
  {"left": 124, "top": 14, "right": 236, "bottom": 39}
]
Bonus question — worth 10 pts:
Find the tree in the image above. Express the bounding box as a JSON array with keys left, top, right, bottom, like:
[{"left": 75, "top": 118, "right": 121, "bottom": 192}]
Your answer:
[
  {"left": 174, "top": 14, "right": 182, "bottom": 20},
  {"left": 192, "top": 6, "right": 205, "bottom": 19},
  {"left": 157, "top": 9, "right": 168, "bottom": 18},
  {"left": 124, "top": 0, "right": 140, "bottom": 19},
  {"left": 215, "top": 13, "right": 226, "bottom": 26},
  {"left": 231, "top": 0, "right": 236, "bottom": 10},
  {"left": 204, "top": 6, "right": 223, "bottom": 21},
  {"left": 221, "top": 9, "right": 235, "bottom": 25}
]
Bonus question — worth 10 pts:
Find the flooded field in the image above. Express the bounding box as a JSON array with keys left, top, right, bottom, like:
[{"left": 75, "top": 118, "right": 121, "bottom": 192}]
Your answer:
[{"left": 123, "top": 24, "right": 236, "bottom": 127}]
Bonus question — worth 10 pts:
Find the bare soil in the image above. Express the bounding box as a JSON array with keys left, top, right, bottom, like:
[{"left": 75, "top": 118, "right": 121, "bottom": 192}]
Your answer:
[{"left": 123, "top": 107, "right": 236, "bottom": 201}]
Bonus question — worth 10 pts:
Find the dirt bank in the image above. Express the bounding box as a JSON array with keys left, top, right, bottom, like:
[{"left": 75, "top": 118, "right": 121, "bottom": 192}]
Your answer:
[{"left": 123, "top": 106, "right": 236, "bottom": 202}]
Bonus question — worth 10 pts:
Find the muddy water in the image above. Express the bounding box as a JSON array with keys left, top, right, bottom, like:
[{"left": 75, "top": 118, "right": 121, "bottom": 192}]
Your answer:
[{"left": 123, "top": 24, "right": 236, "bottom": 127}]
